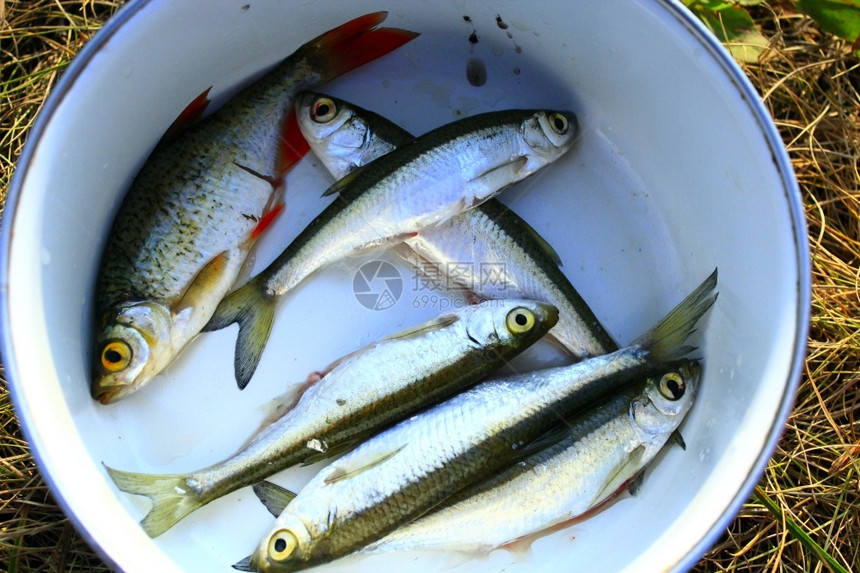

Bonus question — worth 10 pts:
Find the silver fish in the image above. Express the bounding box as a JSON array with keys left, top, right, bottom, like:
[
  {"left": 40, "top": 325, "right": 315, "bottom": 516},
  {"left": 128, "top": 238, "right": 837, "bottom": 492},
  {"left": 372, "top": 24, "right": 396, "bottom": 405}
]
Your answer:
[
  {"left": 364, "top": 360, "right": 700, "bottom": 554},
  {"left": 242, "top": 269, "right": 716, "bottom": 572},
  {"left": 104, "top": 299, "right": 557, "bottom": 537},
  {"left": 92, "top": 13, "right": 417, "bottom": 403},
  {"left": 295, "top": 92, "right": 616, "bottom": 359},
  {"left": 206, "top": 107, "right": 579, "bottom": 388}
]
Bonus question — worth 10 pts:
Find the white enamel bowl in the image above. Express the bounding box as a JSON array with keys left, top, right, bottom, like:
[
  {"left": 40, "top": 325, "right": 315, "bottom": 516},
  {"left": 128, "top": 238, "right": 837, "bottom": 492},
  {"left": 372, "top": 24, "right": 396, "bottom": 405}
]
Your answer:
[{"left": 0, "top": 1, "right": 809, "bottom": 572}]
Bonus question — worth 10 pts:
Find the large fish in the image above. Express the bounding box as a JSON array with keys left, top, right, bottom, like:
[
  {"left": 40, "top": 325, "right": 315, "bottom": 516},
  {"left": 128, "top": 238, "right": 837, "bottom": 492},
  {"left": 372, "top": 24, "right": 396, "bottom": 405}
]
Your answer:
[
  {"left": 295, "top": 92, "right": 617, "bottom": 359},
  {"left": 239, "top": 270, "right": 716, "bottom": 572},
  {"left": 104, "top": 299, "right": 558, "bottom": 537},
  {"left": 361, "top": 360, "right": 700, "bottom": 554},
  {"left": 206, "top": 108, "right": 579, "bottom": 388},
  {"left": 92, "top": 13, "right": 418, "bottom": 404}
]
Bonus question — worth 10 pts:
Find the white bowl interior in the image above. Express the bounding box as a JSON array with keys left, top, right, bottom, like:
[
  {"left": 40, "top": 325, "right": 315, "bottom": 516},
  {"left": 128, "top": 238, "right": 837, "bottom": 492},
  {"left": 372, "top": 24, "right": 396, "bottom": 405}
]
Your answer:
[{"left": 2, "top": 1, "right": 807, "bottom": 572}]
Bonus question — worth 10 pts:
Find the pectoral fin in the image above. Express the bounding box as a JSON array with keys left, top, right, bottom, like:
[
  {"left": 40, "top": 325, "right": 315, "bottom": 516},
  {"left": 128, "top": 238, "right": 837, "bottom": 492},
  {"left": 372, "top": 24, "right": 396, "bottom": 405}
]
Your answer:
[
  {"left": 591, "top": 445, "right": 647, "bottom": 506},
  {"left": 321, "top": 166, "right": 363, "bottom": 197},
  {"left": 669, "top": 430, "right": 687, "bottom": 450},
  {"left": 522, "top": 219, "right": 563, "bottom": 267},
  {"left": 469, "top": 157, "right": 528, "bottom": 197},
  {"left": 381, "top": 314, "right": 459, "bottom": 341},
  {"left": 252, "top": 481, "right": 297, "bottom": 517},
  {"left": 323, "top": 444, "right": 405, "bottom": 484},
  {"left": 172, "top": 251, "right": 229, "bottom": 315}
]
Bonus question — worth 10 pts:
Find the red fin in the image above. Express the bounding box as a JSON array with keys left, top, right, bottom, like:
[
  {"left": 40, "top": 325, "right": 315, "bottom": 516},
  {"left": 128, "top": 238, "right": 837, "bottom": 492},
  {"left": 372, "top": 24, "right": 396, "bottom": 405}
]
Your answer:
[
  {"left": 250, "top": 203, "right": 285, "bottom": 240},
  {"left": 163, "top": 87, "right": 212, "bottom": 140},
  {"left": 277, "top": 106, "right": 311, "bottom": 177},
  {"left": 314, "top": 12, "right": 420, "bottom": 80}
]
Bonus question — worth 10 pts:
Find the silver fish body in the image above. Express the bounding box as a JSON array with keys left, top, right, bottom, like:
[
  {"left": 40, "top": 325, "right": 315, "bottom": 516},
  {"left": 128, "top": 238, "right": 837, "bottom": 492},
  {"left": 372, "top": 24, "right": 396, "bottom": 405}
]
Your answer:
[
  {"left": 105, "top": 299, "right": 557, "bottom": 537},
  {"left": 207, "top": 106, "right": 579, "bottom": 388},
  {"left": 92, "top": 13, "right": 417, "bottom": 403},
  {"left": 296, "top": 92, "right": 616, "bottom": 359},
  {"left": 365, "top": 360, "right": 700, "bottom": 554},
  {"left": 246, "top": 270, "right": 716, "bottom": 572}
]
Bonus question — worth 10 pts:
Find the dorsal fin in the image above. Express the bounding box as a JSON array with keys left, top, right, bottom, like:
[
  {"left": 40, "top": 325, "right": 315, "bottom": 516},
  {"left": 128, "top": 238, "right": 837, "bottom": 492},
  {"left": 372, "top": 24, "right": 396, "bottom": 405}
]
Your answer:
[{"left": 162, "top": 87, "right": 212, "bottom": 141}]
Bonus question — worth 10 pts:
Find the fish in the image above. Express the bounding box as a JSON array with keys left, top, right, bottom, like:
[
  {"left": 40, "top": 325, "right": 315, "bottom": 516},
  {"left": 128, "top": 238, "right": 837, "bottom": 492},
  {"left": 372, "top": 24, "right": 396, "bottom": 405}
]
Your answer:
[
  {"left": 238, "top": 269, "right": 716, "bottom": 572},
  {"left": 205, "top": 107, "right": 579, "bottom": 388},
  {"left": 92, "top": 13, "right": 419, "bottom": 404},
  {"left": 105, "top": 299, "right": 558, "bottom": 538},
  {"left": 361, "top": 360, "right": 700, "bottom": 554},
  {"left": 295, "top": 92, "right": 618, "bottom": 359}
]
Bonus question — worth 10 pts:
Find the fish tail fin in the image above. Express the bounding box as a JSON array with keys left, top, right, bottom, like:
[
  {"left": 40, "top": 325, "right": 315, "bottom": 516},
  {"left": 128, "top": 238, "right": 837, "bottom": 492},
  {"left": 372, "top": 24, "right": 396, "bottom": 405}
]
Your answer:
[
  {"left": 104, "top": 464, "right": 202, "bottom": 538},
  {"left": 309, "top": 12, "right": 419, "bottom": 81},
  {"left": 634, "top": 268, "right": 718, "bottom": 362},
  {"left": 203, "top": 278, "right": 276, "bottom": 389}
]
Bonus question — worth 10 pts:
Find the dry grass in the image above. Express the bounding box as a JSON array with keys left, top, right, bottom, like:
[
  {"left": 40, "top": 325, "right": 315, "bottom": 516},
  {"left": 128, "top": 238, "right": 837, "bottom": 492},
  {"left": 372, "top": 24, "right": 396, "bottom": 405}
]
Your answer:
[
  {"left": 1, "top": 1, "right": 858, "bottom": 571},
  {"left": 694, "top": 3, "right": 860, "bottom": 572}
]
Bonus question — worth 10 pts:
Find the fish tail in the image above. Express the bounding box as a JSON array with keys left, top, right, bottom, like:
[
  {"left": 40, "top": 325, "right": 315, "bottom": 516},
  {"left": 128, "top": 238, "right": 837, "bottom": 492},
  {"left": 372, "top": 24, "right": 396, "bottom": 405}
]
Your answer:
[
  {"left": 309, "top": 12, "right": 419, "bottom": 81},
  {"left": 203, "top": 278, "right": 276, "bottom": 389},
  {"left": 634, "top": 268, "right": 718, "bottom": 362},
  {"left": 104, "top": 465, "right": 202, "bottom": 538}
]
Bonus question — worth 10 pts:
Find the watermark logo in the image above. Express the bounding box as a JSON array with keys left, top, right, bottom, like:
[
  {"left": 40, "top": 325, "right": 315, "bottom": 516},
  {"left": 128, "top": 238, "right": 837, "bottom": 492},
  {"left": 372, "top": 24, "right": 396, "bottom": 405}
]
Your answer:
[
  {"left": 412, "top": 262, "right": 509, "bottom": 293},
  {"left": 353, "top": 260, "right": 403, "bottom": 310},
  {"left": 354, "top": 260, "right": 511, "bottom": 312}
]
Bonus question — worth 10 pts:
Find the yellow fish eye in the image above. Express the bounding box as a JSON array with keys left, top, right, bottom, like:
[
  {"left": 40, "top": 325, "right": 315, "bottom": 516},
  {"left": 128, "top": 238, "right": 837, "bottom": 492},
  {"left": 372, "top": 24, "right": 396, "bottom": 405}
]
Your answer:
[
  {"left": 658, "top": 372, "right": 686, "bottom": 400},
  {"left": 311, "top": 97, "right": 337, "bottom": 123},
  {"left": 506, "top": 307, "right": 536, "bottom": 334},
  {"left": 268, "top": 529, "right": 298, "bottom": 563},
  {"left": 101, "top": 341, "right": 132, "bottom": 372},
  {"left": 548, "top": 112, "right": 569, "bottom": 135}
]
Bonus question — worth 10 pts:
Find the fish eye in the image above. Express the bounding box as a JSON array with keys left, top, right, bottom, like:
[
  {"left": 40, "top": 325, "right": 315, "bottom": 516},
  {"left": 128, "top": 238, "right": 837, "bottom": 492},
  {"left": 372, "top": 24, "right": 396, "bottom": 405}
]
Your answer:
[
  {"left": 548, "top": 112, "right": 569, "bottom": 135},
  {"left": 658, "top": 372, "right": 686, "bottom": 400},
  {"left": 268, "top": 529, "right": 298, "bottom": 563},
  {"left": 311, "top": 97, "right": 337, "bottom": 123},
  {"left": 100, "top": 341, "right": 131, "bottom": 372},
  {"left": 506, "top": 307, "right": 536, "bottom": 334}
]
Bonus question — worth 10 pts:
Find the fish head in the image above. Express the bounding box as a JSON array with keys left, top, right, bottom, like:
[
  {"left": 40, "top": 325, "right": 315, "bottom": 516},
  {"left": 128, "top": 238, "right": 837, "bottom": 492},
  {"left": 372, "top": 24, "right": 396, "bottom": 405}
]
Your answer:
[
  {"left": 250, "top": 513, "right": 314, "bottom": 572},
  {"left": 520, "top": 110, "right": 579, "bottom": 171},
  {"left": 296, "top": 92, "right": 353, "bottom": 142},
  {"left": 295, "top": 91, "right": 365, "bottom": 171},
  {"left": 631, "top": 359, "right": 701, "bottom": 436},
  {"left": 92, "top": 302, "right": 173, "bottom": 404},
  {"left": 463, "top": 299, "right": 559, "bottom": 351}
]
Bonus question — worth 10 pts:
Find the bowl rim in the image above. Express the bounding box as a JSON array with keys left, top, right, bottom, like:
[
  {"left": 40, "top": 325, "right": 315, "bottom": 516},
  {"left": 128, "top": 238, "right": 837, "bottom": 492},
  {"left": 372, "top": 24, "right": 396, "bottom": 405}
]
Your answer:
[{"left": 0, "top": 0, "right": 811, "bottom": 571}]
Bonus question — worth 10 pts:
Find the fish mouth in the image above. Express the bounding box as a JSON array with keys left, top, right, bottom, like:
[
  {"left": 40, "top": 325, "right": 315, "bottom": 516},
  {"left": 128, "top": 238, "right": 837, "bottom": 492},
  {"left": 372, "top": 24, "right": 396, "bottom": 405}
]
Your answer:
[
  {"left": 93, "top": 383, "right": 134, "bottom": 405},
  {"left": 94, "top": 387, "right": 120, "bottom": 405}
]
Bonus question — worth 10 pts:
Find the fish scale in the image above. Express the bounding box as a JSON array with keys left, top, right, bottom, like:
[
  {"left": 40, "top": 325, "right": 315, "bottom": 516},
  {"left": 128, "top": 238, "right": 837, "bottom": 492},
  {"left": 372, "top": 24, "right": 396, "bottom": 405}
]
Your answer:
[
  {"left": 206, "top": 107, "right": 578, "bottom": 388},
  {"left": 105, "top": 299, "right": 557, "bottom": 537},
  {"left": 245, "top": 269, "right": 716, "bottom": 572},
  {"left": 294, "top": 92, "right": 618, "bottom": 359},
  {"left": 365, "top": 361, "right": 700, "bottom": 554},
  {"left": 92, "top": 13, "right": 418, "bottom": 403}
]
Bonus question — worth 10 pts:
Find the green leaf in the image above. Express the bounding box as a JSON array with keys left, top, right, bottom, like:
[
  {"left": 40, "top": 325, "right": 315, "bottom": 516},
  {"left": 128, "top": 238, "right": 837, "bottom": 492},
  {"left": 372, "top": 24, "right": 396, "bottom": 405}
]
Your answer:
[
  {"left": 754, "top": 486, "right": 851, "bottom": 573},
  {"left": 797, "top": 0, "right": 860, "bottom": 47},
  {"left": 685, "top": 1, "right": 769, "bottom": 62}
]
